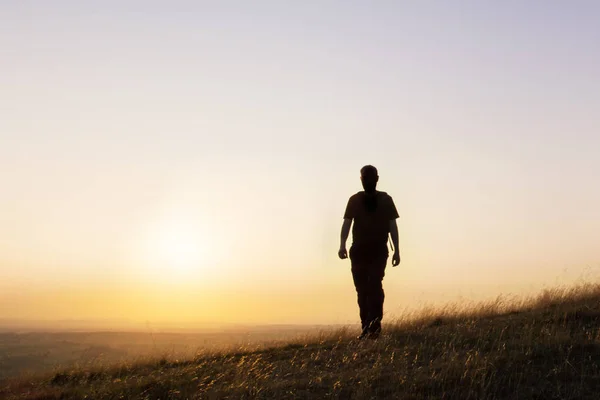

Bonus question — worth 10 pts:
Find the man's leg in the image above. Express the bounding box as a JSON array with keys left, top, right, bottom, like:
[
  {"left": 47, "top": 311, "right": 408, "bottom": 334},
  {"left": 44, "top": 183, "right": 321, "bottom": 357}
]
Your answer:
[
  {"left": 366, "top": 256, "right": 387, "bottom": 336},
  {"left": 351, "top": 266, "right": 369, "bottom": 333}
]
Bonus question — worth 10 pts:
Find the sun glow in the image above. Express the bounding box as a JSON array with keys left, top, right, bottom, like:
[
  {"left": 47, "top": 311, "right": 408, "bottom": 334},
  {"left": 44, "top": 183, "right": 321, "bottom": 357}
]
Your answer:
[
  {"left": 153, "top": 226, "right": 203, "bottom": 273},
  {"left": 134, "top": 216, "right": 211, "bottom": 282}
]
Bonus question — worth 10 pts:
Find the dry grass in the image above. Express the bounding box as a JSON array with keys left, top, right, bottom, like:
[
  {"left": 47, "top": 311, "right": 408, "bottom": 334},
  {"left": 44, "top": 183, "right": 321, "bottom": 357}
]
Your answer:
[{"left": 3, "top": 284, "right": 600, "bottom": 399}]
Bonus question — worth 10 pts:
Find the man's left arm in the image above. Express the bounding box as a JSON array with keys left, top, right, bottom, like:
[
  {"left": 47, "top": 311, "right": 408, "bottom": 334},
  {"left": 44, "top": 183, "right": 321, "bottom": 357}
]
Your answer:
[
  {"left": 389, "top": 219, "right": 400, "bottom": 266},
  {"left": 388, "top": 196, "right": 400, "bottom": 266}
]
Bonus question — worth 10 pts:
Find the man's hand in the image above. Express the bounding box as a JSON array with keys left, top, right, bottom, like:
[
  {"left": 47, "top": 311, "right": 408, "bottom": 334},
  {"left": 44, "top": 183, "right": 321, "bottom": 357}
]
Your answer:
[
  {"left": 392, "top": 251, "right": 401, "bottom": 267},
  {"left": 338, "top": 247, "right": 348, "bottom": 260}
]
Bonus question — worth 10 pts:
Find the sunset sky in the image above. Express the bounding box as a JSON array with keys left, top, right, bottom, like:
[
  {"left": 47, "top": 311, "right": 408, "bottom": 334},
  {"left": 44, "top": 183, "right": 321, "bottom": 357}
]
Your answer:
[{"left": 1, "top": 1, "right": 599, "bottom": 327}]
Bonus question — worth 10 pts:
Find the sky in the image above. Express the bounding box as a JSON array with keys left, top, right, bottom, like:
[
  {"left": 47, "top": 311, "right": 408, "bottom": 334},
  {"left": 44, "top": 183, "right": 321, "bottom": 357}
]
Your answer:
[{"left": 1, "top": 1, "right": 599, "bottom": 327}]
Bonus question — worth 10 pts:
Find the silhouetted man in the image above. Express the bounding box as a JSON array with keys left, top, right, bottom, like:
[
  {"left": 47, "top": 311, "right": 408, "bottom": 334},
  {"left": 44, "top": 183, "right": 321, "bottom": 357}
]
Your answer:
[{"left": 339, "top": 165, "right": 400, "bottom": 339}]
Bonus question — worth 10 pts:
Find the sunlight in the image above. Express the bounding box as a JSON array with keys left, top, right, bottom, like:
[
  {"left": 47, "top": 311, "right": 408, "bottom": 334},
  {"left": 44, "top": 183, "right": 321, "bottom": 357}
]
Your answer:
[
  {"left": 136, "top": 216, "right": 211, "bottom": 282},
  {"left": 154, "top": 226, "right": 203, "bottom": 273}
]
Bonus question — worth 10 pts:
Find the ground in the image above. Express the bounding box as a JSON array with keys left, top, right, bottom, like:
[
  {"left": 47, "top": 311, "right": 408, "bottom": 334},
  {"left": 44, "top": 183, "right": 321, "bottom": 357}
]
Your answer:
[{"left": 2, "top": 284, "right": 600, "bottom": 399}]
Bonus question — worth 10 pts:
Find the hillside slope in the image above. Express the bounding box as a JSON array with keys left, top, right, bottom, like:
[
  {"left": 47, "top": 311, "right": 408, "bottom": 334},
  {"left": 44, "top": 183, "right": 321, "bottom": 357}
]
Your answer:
[{"left": 3, "top": 285, "right": 600, "bottom": 399}]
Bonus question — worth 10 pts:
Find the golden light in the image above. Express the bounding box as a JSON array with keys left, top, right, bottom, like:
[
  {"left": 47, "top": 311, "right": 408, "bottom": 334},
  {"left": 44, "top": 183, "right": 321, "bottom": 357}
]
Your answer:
[
  {"left": 135, "top": 216, "right": 210, "bottom": 282},
  {"left": 153, "top": 225, "right": 203, "bottom": 273}
]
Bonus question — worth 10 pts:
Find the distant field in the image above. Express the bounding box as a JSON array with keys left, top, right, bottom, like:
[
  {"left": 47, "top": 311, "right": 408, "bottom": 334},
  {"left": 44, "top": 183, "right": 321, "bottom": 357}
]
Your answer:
[
  {"left": 0, "top": 326, "right": 327, "bottom": 381},
  {"left": 3, "top": 284, "right": 600, "bottom": 399}
]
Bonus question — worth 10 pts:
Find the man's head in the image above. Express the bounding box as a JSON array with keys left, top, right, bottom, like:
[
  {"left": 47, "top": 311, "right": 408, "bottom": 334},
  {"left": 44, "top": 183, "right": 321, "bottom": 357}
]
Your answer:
[{"left": 360, "top": 165, "right": 379, "bottom": 193}]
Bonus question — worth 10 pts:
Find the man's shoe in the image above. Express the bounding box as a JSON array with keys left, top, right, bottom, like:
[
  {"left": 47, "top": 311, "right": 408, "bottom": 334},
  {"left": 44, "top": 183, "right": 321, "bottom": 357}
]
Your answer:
[
  {"left": 357, "top": 328, "right": 369, "bottom": 340},
  {"left": 367, "top": 331, "right": 380, "bottom": 340}
]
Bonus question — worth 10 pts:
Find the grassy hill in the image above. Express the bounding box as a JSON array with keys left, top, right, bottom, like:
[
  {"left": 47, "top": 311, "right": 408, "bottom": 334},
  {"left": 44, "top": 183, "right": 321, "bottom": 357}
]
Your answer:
[{"left": 2, "top": 284, "right": 600, "bottom": 399}]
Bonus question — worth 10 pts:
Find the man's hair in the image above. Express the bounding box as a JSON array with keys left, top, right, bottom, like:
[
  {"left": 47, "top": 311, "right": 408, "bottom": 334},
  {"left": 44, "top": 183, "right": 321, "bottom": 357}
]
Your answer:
[{"left": 360, "top": 165, "right": 378, "bottom": 177}]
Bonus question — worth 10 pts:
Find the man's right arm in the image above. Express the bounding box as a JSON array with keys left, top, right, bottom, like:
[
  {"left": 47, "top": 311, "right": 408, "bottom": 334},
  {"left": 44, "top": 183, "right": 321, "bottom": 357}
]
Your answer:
[
  {"left": 339, "top": 197, "right": 354, "bottom": 259},
  {"left": 339, "top": 218, "right": 352, "bottom": 259}
]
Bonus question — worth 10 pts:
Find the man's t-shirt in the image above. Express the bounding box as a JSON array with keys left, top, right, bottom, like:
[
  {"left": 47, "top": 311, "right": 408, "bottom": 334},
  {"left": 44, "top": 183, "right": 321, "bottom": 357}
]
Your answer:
[{"left": 344, "top": 191, "right": 399, "bottom": 250}]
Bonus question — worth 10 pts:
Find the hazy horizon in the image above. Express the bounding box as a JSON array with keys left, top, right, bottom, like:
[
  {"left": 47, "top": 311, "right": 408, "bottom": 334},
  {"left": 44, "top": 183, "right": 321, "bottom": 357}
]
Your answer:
[{"left": 2, "top": 1, "right": 600, "bottom": 327}]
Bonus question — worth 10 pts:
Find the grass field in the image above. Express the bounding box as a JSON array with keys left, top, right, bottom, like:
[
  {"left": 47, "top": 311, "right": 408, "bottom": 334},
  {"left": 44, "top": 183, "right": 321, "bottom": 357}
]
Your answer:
[
  {"left": 0, "top": 326, "right": 325, "bottom": 381},
  {"left": 2, "top": 284, "right": 600, "bottom": 399}
]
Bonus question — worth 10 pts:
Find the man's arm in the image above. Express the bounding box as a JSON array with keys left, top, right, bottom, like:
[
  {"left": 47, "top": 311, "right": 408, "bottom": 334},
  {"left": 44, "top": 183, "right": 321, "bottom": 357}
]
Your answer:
[
  {"left": 338, "top": 218, "right": 352, "bottom": 259},
  {"left": 389, "top": 219, "right": 400, "bottom": 266}
]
